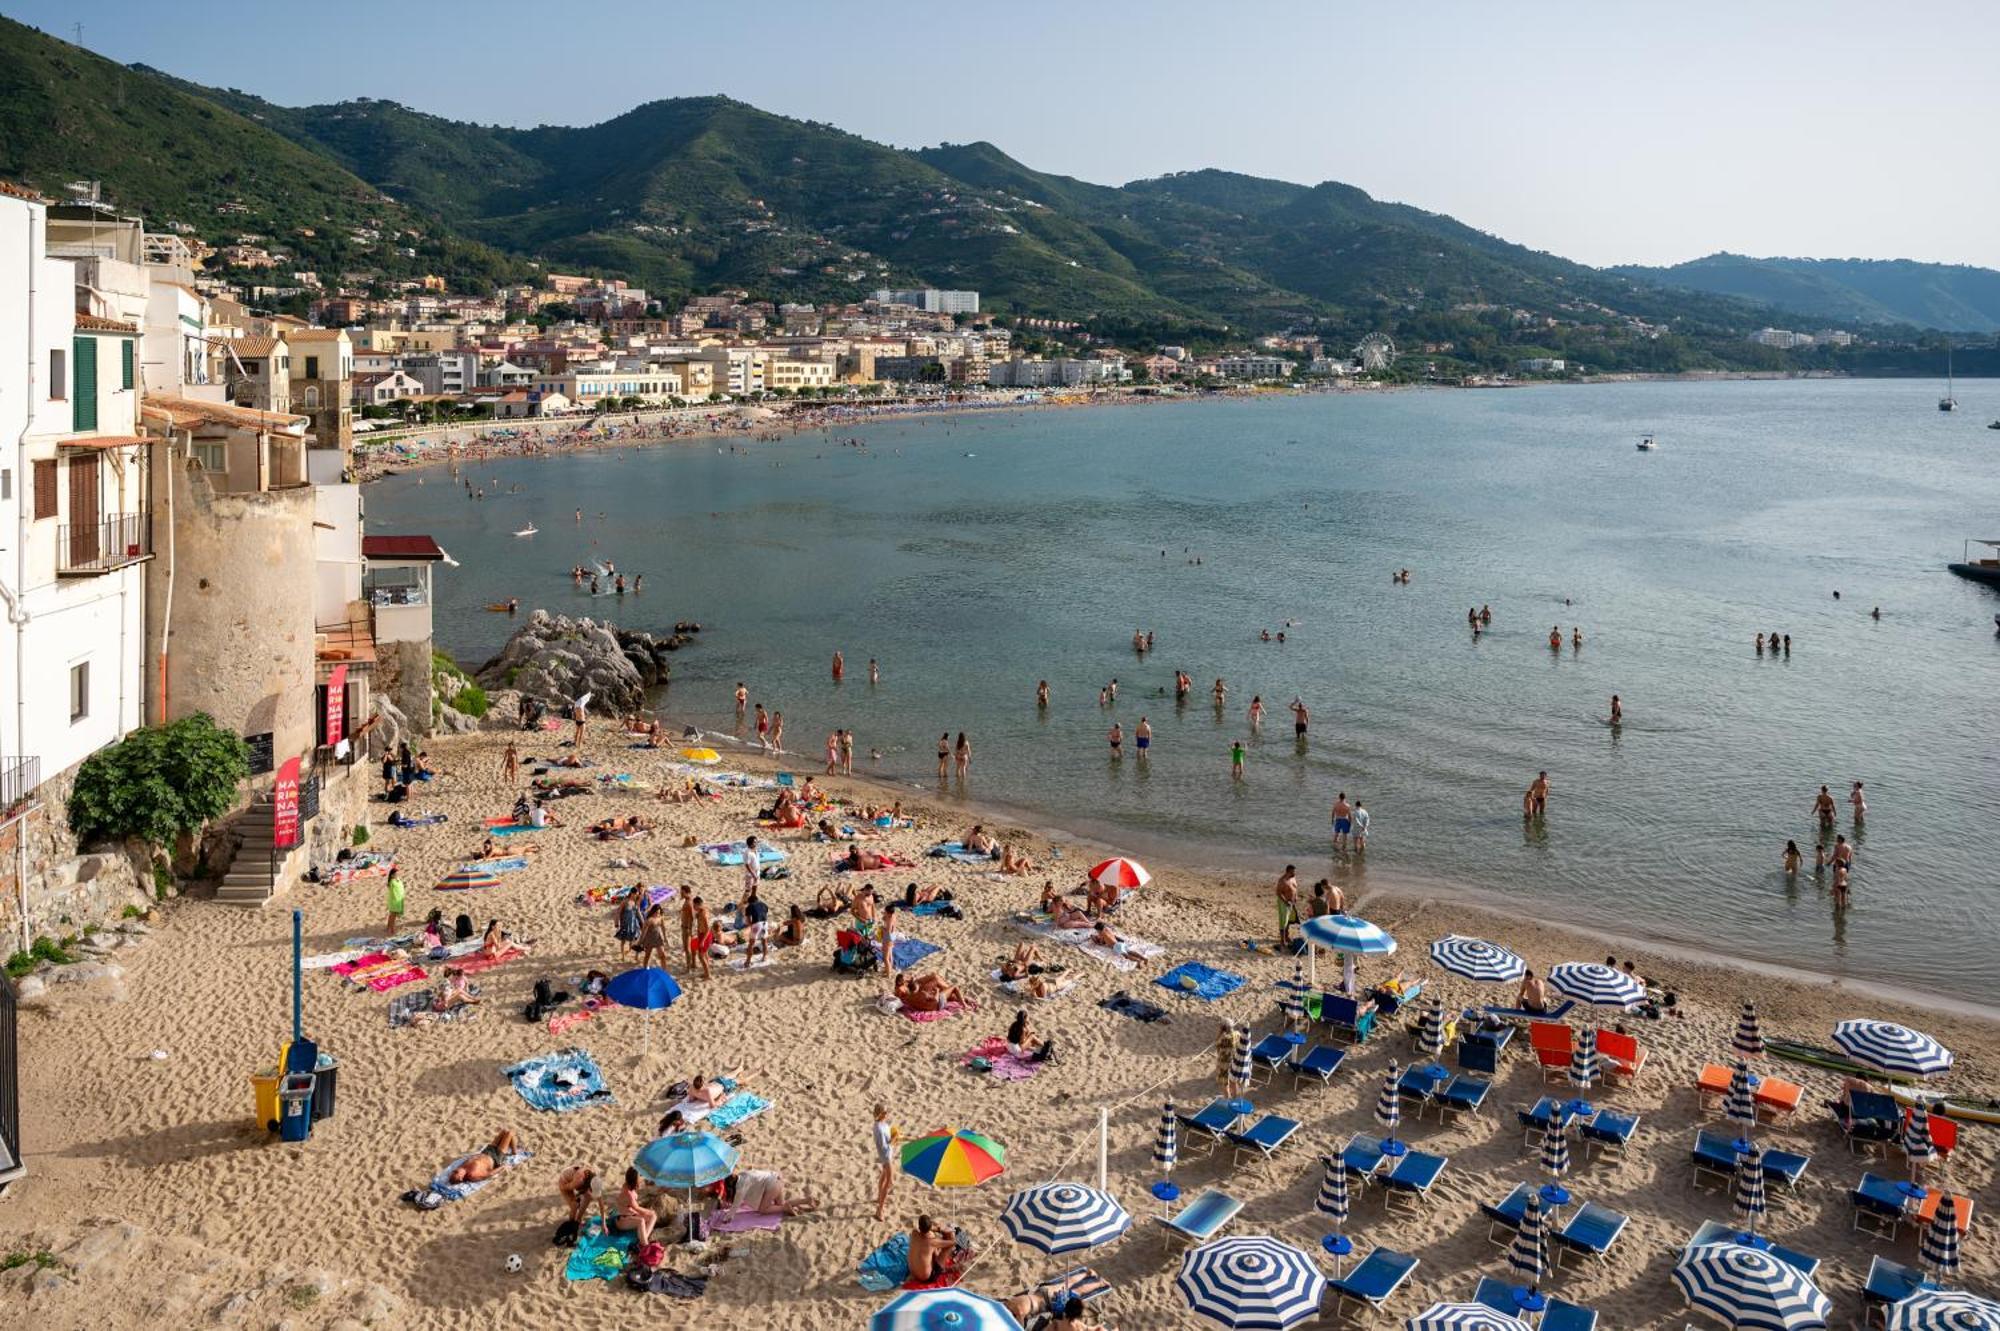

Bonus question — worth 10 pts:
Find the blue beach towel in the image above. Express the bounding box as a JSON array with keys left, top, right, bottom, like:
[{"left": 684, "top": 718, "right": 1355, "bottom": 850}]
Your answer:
[
  {"left": 1155, "top": 960, "right": 1250, "bottom": 1002},
  {"left": 928, "top": 841, "right": 998, "bottom": 864},
  {"left": 470, "top": 856, "right": 532, "bottom": 872},
  {"left": 701, "top": 842, "right": 788, "bottom": 867},
  {"left": 503, "top": 1048, "right": 613, "bottom": 1113},
  {"left": 486, "top": 824, "right": 537, "bottom": 837},
  {"left": 906, "top": 900, "right": 956, "bottom": 918},
  {"left": 424, "top": 1148, "right": 531, "bottom": 1204},
  {"left": 891, "top": 938, "right": 943, "bottom": 970},
  {"left": 564, "top": 1223, "right": 636, "bottom": 1282},
  {"left": 857, "top": 1233, "right": 912, "bottom": 1292},
  {"left": 706, "top": 1092, "right": 772, "bottom": 1131}
]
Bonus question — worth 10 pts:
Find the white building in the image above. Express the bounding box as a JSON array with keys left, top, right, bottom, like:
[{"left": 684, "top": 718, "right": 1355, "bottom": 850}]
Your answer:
[
  {"left": 1214, "top": 355, "right": 1295, "bottom": 381},
  {"left": 1750, "top": 328, "right": 1815, "bottom": 350},
  {"left": 0, "top": 185, "right": 152, "bottom": 803},
  {"left": 872, "top": 288, "right": 980, "bottom": 315}
]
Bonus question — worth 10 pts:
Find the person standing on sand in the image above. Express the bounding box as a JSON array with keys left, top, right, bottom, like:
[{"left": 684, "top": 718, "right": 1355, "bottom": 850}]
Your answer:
[
  {"left": 679, "top": 892, "right": 696, "bottom": 973},
  {"left": 688, "top": 896, "right": 714, "bottom": 982},
  {"left": 1331, "top": 792, "right": 1352, "bottom": 851},
  {"left": 840, "top": 728, "right": 855, "bottom": 777},
  {"left": 825, "top": 731, "right": 840, "bottom": 775},
  {"left": 937, "top": 733, "right": 951, "bottom": 780},
  {"left": 571, "top": 697, "right": 588, "bottom": 749},
  {"left": 832, "top": 651, "right": 844, "bottom": 683},
  {"left": 754, "top": 704, "right": 769, "bottom": 749},
  {"left": 1231, "top": 739, "right": 1246, "bottom": 780},
  {"left": 1275, "top": 865, "right": 1301, "bottom": 949},
  {"left": 955, "top": 732, "right": 971, "bottom": 780},
  {"left": 501, "top": 741, "right": 518, "bottom": 784},
  {"left": 385, "top": 869, "right": 407, "bottom": 935},
  {"left": 873, "top": 1104, "right": 899, "bottom": 1221},
  {"left": 770, "top": 711, "right": 784, "bottom": 754}
]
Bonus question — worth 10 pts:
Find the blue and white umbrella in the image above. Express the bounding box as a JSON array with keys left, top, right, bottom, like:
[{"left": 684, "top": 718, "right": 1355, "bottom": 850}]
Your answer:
[
  {"left": 1155, "top": 1101, "right": 1179, "bottom": 1175},
  {"left": 1569, "top": 1026, "right": 1600, "bottom": 1090},
  {"left": 1905, "top": 1102, "right": 1935, "bottom": 1170},
  {"left": 1001, "top": 1181, "right": 1131, "bottom": 1255},
  {"left": 1833, "top": 1020, "right": 1954, "bottom": 1079},
  {"left": 1887, "top": 1289, "right": 1999, "bottom": 1331},
  {"left": 635, "top": 1129, "right": 738, "bottom": 1190},
  {"left": 1733, "top": 1002, "right": 1765, "bottom": 1059},
  {"left": 872, "top": 1288, "right": 1025, "bottom": 1331},
  {"left": 1673, "top": 1242, "right": 1830, "bottom": 1331},
  {"left": 1302, "top": 913, "right": 1397, "bottom": 992},
  {"left": 1547, "top": 962, "right": 1644, "bottom": 1009},
  {"left": 607, "top": 964, "right": 683, "bottom": 1057},
  {"left": 1230, "top": 1024, "right": 1253, "bottom": 1093},
  {"left": 1315, "top": 1155, "right": 1349, "bottom": 1226},
  {"left": 1540, "top": 1118, "right": 1570, "bottom": 1181},
  {"left": 1734, "top": 1140, "right": 1766, "bottom": 1233},
  {"left": 1281, "top": 960, "right": 1306, "bottom": 1028},
  {"left": 1417, "top": 1001, "right": 1448, "bottom": 1059},
  {"left": 1508, "top": 1192, "right": 1547, "bottom": 1290},
  {"left": 1375, "top": 1063, "right": 1402, "bottom": 1139},
  {"left": 1428, "top": 935, "right": 1526, "bottom": 985},
  {"left": 1920, "top": 1193, "right": 1961, "bottom": 1278},
  {"left": 1723, "top": 1061, "right": 1758, "bottom": 1131},
  {"left": 1177, "top": 1235, "right": 1327, "bottom": 1331},
  {"left": 1408, "top": 1302, "right": 1532, "bottom": 1331}
]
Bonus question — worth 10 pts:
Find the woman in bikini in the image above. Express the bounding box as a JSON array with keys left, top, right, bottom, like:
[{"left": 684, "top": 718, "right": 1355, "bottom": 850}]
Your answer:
[
  {"left": 894, "top": 972, "right": 968, "bottom": 1012},
  {"left": 612, "top": 1166, "right": 657, "bottom": 1246},
  {"left": 999, "top": 843, "right": 1036, "bottom": 875}
]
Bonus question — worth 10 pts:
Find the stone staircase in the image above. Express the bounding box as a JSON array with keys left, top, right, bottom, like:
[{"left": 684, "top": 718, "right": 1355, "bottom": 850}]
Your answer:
[{"left": 215, "top": 795, "right": 299, "bottom": 905}]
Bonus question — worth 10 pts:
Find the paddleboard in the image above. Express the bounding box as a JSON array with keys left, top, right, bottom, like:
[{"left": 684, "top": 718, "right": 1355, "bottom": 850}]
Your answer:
[
  {"left": 1765, "top": 1038, "right": 1918, "bottom": 1085},
  {"left": 1889, "top": 1086, "right": 2000, "bottom": 1126}
]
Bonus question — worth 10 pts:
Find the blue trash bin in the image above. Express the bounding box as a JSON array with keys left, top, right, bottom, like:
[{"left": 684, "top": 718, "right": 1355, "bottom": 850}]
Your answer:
[{"left": 278, "top": 1073, "right": 316, "bottom": 1143}]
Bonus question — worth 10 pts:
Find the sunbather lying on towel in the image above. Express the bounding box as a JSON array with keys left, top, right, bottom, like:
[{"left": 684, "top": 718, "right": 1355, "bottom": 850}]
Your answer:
[
  {"left": 901, "top": 881, "right": 952, "bottom": 907},
  {"left": 999, "top": 943, "right": 1048, "bottom": 980},
  {"left": 999, "top": 844, "right": 1037, "bottom": 875},
  {"left": 685, "top": 1070, "right": 747, "bottom": 1110},
  {"left": 807, "top": 887, "right": 851, "bottom": 919},
  {"left": 842, "top": 845, "right": 890, "bottom": 872},
  {"left": 717, "top": 1169, "right": 820, "bottom": 1217},
  {"left": 447, "top": 1129, "right": 521, "bottom": 1185},
  {"left": 590, "top": 815, "right": 653, "bottom": 840},
  {"left": 895, "top": 972, "right": 970, "bottom": 1012},
  {"left": 1048, "top": 897, "right": 1094, "bottom": 930},
  {"left": 1005, "top": 1292, "right": 1110, "bottom": 1331}
]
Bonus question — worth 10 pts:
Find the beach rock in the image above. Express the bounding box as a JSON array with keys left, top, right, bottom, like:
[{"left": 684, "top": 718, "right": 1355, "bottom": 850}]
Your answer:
[
  {"left": 49, "top": 960, "right": 123, "bottom": 986},
  {"left": 476, "top": 688, "right": 523, "bottom": 731},
  {"left": 371, "top": 695, "right": 412, "bottom": 756},
  {"left": 64, "top": 1220, "right": 146, "bottom": 1275},
  {"left": 14, "top": 974, "right": 46, "bottom": 1003},
  {"left": 347, "top": 1282, "right": 399, "bottom": 1323},
  {"left": 474, "top": 610, "right": 651, "bottom": 715},
  {"left": 27, "top": 1269, "right": 69, "bottom": 1298},
  {"left": 214, "top": 1289, "right": 254, "bottom": 1322}
]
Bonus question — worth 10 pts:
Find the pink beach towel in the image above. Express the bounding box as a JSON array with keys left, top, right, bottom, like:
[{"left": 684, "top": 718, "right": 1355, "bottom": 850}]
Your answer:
[
  {"left": 548, "top": 1003, "right": 598, "bottom": 1036},
  {"left": 455, "top": 946, "right": 526, "bottom": 976},
  {"left": 365, "top": 966, "right": 427, "bottom": 993},
  {"left": 900, "top": 1001, "right": 964, "bottom": 1023},
  {"left": 332, "top": 951, "right": 392, "bottom": 977},
  {"left": 702, "top": 1210, "right": 783, "bottom": 1237},
  {"left": 960, "top": 1035, "right": 1040, "bottom": 1081}
]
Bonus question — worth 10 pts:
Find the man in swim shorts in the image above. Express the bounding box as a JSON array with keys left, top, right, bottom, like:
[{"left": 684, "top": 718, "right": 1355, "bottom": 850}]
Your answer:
[
  {"left": 1290, "top": 698, "right": 1309, "bottom": 740},
  {"left": 1330, "top": 792, "right": 1352, "bottom": 851},
  {"left": 1135, "top": 717, "right": 1151, "bottom": 755}
]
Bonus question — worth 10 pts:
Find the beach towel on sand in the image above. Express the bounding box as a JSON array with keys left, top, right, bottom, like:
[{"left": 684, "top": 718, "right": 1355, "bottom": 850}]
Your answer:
[
  {"left": 832, "top": 853, "right": 913, "bottom": 871},
  {"left": 672, "top": 1080, "right": 772, "bottom": 1130},
  {"left": 901, "top": 1002, "right": 964, "bottom": 1023},
  {"left": 701, "top": 842, "right": 788, "bottom": 867},
  {"left": 990, "top": 969, "right": 1076, "bottom": 1000},
  {"left": 364, "top": 965, "right": 428, "bottom": 994},
  {"left": 564, "top": 1223, "right": 636, "bottom": 1281},
  {"left": 1100, "top": 992, "right": 1170, "bottom": 1023},
  {"left": 1155, "top": 960, "right": 1248, "bottom": 1002},
  {"left": 404, "top": 1148, "right": 531, "bottom": 1209},
  {"left": 929, "top": 841, "right": 999, "bottom": 864},
  {"left": 703, "top": 1209, "right": 783, "bottom": 1237},
  {"left": 889, "top": 937, "right": 942, "bottom": 971},
  {"left": 467, "top": 855, "right": 531, "bottom": 872},
  {"left": 857, "top": 1233, "right": 912, "bottom": 1292},
  {"left": 482, "top": 823, "right": 538, "bottom": 836},
  {"left": 962, "top": 1035, "right": 1041, "bottom": 1081},
  {"left": 388, "top": 988, "right": 479, "bottom": 1028},
  {"left": 503, "top": 1049, "right": 613, "bottom": 1113}
]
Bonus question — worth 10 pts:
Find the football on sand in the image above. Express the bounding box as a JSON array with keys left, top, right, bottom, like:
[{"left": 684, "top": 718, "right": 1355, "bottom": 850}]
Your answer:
[{"left": 504, "top": 1254, "right": 523, "bottom": 1273}]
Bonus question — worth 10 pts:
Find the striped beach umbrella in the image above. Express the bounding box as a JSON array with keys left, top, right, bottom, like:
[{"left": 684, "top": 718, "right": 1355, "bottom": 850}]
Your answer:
[
  {"left": 1723, "top": 1061, "right": 1758, "bottom": 1131},
  {"left": 1375, "top": 1063, "right": 1402, "bottom": 1139},
  {"left": 1416, "top": 1001, "right": 1448, "bottom": 1059},
  {"left": 1428, "top": 935, "right": 1527, "bottom": 984},
  {"left": 900, "top": 1129, "right": 1007, "bottom": 1190},
  {"left": 1154, "top": 1102, "right": 1179, "bottom": 1175},
  {"left": 1920, "top": 1194, "right": 1961, "bottom": 1278},
  {"left": 1282, "top": 960, "right": 1306, "bottom": 1028},
  {"left": 1547, "top": 962, "right": 1644, "bottom": 1009},
  {"left": 1833, "top": 1020, "right": 1954, "bottom": 1079},
  {"left": 871, "top": 1288, "right": 1024, "bottom": 1331},
  {"left": 1734, "top": 1002, "right": 1765, "bottom": 1059},
  {"left": 634, "top": 1130, "right": 738, "bottom": 1190},
  {"left": 1508, "top": 1192, "right": 1547, "bottom": 1290},
  {"left": 1569, "top": 1026, "right": 1600, "bottom": 1090},
  {"left": 1176, "top": 1235, "right": 1327, "bottom": 1331},
  {"left": 1230, "top": 1025, "right": 1253, "bottom": 1094},
  {"left": 1000, "top": 1182, "right": 1131, "bottom": 1255},
  {"left": 1301, "top": 913, "right": 1397, "bottom": 992},
  {"left": 1734, "top": 1140, "right": 1767, "bottom": 1233},
  {"left": 1672, "top": 1242, "right": 1830, "bottom": 1331},
  {"left": 1887, "top": 1290, "right": 2000, "bottom": 1331},
  {"left": 1408, "top": 1303, "right": 1532, "bottom": 1331},
  {"left": 1315, "top": 1155, "right": 1349, "bottom": 1226},
  {"left": 1088, "top": 857, "right": 1151, "bottom": 890},
  {"left": 1905, "top": 1103, "right": 1935, "bottom": 1170},
  {"left": 1540, "top": 1118, "right": 1570, "bottom": 1182}
]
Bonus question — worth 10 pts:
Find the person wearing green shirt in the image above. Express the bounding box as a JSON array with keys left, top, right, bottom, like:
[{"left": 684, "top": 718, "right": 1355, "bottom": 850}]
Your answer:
[
  {"left": 386, "top": 871, "right": 407, "bottom": 933},
  {"left": 1230, "top": 740, "right": 1246, "bottom": 780}
]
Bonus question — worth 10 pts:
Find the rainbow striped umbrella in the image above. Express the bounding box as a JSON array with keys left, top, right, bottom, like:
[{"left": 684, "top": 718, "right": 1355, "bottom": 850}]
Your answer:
[
  {"left": 900, "top": 1128, "right": 1007, "bottom": 1189},
  {"left": 435, "top": 865, "right": 501, "bottom": 891}
]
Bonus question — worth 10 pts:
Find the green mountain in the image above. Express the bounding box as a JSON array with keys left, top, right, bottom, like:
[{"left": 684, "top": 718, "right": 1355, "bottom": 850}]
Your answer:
[{"left": 1614, "top": 253, "right": 2000, "bottom": 333}]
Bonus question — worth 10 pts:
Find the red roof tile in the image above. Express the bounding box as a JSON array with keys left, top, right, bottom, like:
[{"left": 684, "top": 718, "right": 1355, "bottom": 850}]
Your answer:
[{"left": 362, "top": 534, "right": 445, "bottom": 561}]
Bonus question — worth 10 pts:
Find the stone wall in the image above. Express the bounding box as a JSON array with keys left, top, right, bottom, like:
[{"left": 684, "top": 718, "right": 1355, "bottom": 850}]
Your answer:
[
  {"left": 0, "top": 763, "right": 152, "bottom": 950},
  {"left": 376, "top": 638, "right": 433, "bottom": 740}
]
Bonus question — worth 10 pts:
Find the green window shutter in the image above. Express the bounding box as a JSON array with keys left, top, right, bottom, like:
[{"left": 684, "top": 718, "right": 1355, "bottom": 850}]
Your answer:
[
  {"left": 73, "top": 336, "right": 98, "bottom": 431},
  {"left": 122, "top": 339, "right": 134, "bottom": 389}
]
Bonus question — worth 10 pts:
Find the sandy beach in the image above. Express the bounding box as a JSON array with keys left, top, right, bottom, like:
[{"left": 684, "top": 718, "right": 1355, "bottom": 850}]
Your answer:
[{"left": 1, "top": 725, "right": 1991, "bottom": 1329}]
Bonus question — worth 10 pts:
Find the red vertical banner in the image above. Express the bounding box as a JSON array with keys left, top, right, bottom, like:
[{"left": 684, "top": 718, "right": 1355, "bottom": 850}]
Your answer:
[
  {"left": 273, "top": 755, "right": 302, "bottom": 850},
  {"left": 324, "top": 664, "right": 348, "bottom": 748}
]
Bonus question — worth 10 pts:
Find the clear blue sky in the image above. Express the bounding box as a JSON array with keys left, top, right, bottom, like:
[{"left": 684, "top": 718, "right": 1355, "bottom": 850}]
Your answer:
[{"left": 14, "top": 0, "right": 1999, "bottom": 269}]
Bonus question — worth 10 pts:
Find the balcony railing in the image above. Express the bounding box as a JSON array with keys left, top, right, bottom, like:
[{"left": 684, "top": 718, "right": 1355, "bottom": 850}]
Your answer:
[
  {"left": 58, "top": 512, "right": 153, "bottom": 576},
  {"left": 0, "top": 757, "right": 39, "bottom": 815}
]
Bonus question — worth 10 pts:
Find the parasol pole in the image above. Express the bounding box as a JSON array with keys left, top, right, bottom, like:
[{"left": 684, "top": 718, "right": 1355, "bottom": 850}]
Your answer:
[
  {"left": 1097, "top": 1108, "right": 1109, "bottom": 1189},
  {"left": 292, "top": 909, "right": 303, "bottom": 1042}
]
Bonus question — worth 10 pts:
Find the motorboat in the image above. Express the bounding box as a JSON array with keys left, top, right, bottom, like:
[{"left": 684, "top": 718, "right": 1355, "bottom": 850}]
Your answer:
[
  {"left": 1635, "top": 433, "right": 1657, "bottom": 451},
  {"left": 1947, "top": 538, "right": 2000, "bottom": 587},
  {"left": 1940, "top": 346, "right": 1957, "bottom": 412},
  {"left": 513, "top": 524, "right": 538, "bottom": 537}
]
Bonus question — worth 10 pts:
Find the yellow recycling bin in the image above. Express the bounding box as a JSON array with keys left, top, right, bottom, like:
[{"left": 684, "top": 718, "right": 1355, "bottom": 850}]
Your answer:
[{"left": 251, "top": 1069, "right": 282, "bottom": 1132}]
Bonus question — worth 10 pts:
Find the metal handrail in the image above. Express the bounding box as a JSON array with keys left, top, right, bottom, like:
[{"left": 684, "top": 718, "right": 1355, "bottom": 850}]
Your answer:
[{"left": 57, "top": 512, "right": 153, "bottom": 574}]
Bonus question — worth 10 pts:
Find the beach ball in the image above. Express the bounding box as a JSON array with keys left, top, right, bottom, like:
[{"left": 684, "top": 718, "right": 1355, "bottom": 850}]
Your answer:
[
  {"left": 1180, "top": 975, "right": 1198, "bottom": 991},
  {"left": 504, "top": 1254, "right": 523, "bottom": 1274}
]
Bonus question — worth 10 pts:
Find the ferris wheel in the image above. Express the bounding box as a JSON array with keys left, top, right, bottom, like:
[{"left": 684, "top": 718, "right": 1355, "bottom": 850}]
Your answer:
[{"left": 1353, "top": 333, "right": 1396, "bottom": 372}]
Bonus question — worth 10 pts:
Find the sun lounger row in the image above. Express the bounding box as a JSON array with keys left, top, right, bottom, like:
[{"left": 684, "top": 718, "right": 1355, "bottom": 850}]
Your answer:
[
  {"left": 1173, "top": 1099, "right": 1302, "bottom": 1167},
  {"left": 1336, "top": 1133, "right": 1451, "bottom": 1212},
  {"left": 1245, "top": 1032, "right": 1347, "bottom": 1087},
  {"left": 1516, "top": 1097, "right": 1642, "bottom": 1157},
  {"left": 1532, "top": 1021, "right": 1647, "bottom": 1084},
  {"left": 1695, "top": 1062, "right": 1803, "bottom": 1120},
  {"left": 1689, "top": 1128, "right": 1811, "bottom": 1196},
  {"left": 1479, "top": 1185, "right": 1628, "bottom": 1266},
  {"left": 1474, "top": 1276, "right": 1598, "bottom": 1331},
  {"left": 1686, "top": 1219, "right": 1821, "bottom": 1278},
  {"left": 1851, "top": 1171, "right": 1975, "bottom": 1242}
]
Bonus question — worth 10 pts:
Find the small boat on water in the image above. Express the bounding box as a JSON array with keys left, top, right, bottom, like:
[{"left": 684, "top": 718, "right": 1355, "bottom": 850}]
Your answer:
[
  {"left": 1635, "top": 433, "right": 1657, "bottom": 451},
  {"left": 1947, "top": 538, "right": 2000, "bottom": 588},
  {"left": 513, "top": 524, "right": 538, "bottom": 537},
  {"left": 1939, "top": 346, "right": 1957, "bottom": 411},
  {"left": 1987, "top": 419, "right": 1999, "bottom": 429}
]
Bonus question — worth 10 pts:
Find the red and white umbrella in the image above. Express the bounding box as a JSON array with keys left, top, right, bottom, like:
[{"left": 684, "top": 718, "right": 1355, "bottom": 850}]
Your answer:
[{"left": 1088, "top": 857, "right": 1152, "bottom": 890}]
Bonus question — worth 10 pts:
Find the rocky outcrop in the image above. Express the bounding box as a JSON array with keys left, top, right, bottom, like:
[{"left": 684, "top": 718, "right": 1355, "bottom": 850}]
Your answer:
[{"left": 475, "top": 611, "right": 699, "bottom": 716}]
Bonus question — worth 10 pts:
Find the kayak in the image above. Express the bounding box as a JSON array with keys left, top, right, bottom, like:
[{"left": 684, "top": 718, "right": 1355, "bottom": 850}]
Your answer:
[
  {"left": 1765, "top": 1038, "right": 1918, "bottom": 1084},
  {"left": 1890, "top": 1086, "right": 2000, "bottom": 1126}
]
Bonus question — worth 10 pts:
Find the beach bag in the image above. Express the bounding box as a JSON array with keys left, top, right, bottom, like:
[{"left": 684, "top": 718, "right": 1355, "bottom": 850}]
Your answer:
[
  {"left": 455, "top": 913, "right": 474, "bottom": 941},
  {"left": 551, "top": 1217, "right": 580, "bottom": 1247}
]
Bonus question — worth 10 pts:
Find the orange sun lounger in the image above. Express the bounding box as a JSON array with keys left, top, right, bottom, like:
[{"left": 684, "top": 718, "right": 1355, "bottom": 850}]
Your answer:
[{"left": 1753, "top": 1077, "right": 1803, "bottom": 1120}]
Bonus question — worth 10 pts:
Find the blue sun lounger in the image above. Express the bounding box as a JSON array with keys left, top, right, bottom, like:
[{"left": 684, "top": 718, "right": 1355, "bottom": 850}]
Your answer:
[
  {"left": 1863, "top": 1255, "right": 1939, "bottom": 1318},
  {"left": 1176, "top": 1099, "right": 1246, "bottom": 1157},
  {"left": 1480, "top": 1183, "right": 1533, "bottom": 1246},
  {"left": 1761, "top": 1145, "right": 1812, "bottom": 1196},
  {"left": 1436, "top": 1074, "right": 1492, "bottom": 1121},
  {"left": 1155, "top": 1188, "right": 1243, "bottom": 1247},
  {"left": 1579, "top": 1109, "right": 1639, "bottom": 1159},
  {"left": 1396, "top": 1064, "right": 1450, "bottom": 1117},
  {"left": 1474, "top": 1278, "right": 1596, "bottom": 1331},
  {"left": 1327, "top": 1247, "right": 1419, "bottom": 1319},
  {"left": 1290, "top": 1043, "right": 1347, "bottom": 1088},
  {"left": 1339, "top": 1133, "right": 1387, "bottom": 1181},
  {"left": 1248, "top": 1033, "right": 1298, "bottom": 1084},
  {"left": 1852, "top": 1171, "right": 1918, "bottom": 1240},
  {"left": 1519, "top": 1096, "right": 1574, "bottom": 1142},
  {"left": 1227, "top": 1113, "right": 1301, "bottom": 1167},
  {"left": 1381, "top": 1150, "right": 1449, "bottom": 1214},
  {"left": 1687, "top": 1220, "right": 1820, "bottom": 1278},
  {"left": 1554, "top": 1201, "right": 1629, "bottom": 1267},
  {"left": 1484, "top": 998, "right": 1576, "bottom": 1024}
]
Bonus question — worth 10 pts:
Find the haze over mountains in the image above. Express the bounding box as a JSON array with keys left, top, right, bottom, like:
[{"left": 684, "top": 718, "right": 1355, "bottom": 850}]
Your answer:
[{"left": 2, "top": 14, "right": 1994, "bottom": 355}]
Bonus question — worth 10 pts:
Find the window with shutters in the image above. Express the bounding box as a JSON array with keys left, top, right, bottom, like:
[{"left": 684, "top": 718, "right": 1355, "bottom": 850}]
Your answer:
[
  {"left": 304, "top": 356, "right": 319, "bottom": 379},
  {"left": 72, "top": 336, "right": 99, "bottom": 431},
  {"left": 121, "top": 339, "right": 134, "bottom": 389},
  {"left": 32, "top": 460, "right": 57, "bottom": 519}
]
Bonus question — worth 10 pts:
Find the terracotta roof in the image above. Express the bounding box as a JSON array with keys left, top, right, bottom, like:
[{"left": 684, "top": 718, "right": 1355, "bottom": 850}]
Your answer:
[
  {"left": 230, "top": 336, "right": 282, "bottom": 357},
  {"left": 362, "top": 534, "right": 444, "bottom": 562},
  {"left": 142, "top": 394, "right": 308, "bottom": 434},
  {"left": 0, "top": 179, "right": 48, "bottom": 203},
  {"left": 284, "top": 327, "right": 347, "bottom": 342},
  {"left": 75, "top": 313, "right": 138, "bottom": 334},
  {"left": 59, "top": 434, "right": 150, "bottom": 450}
]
